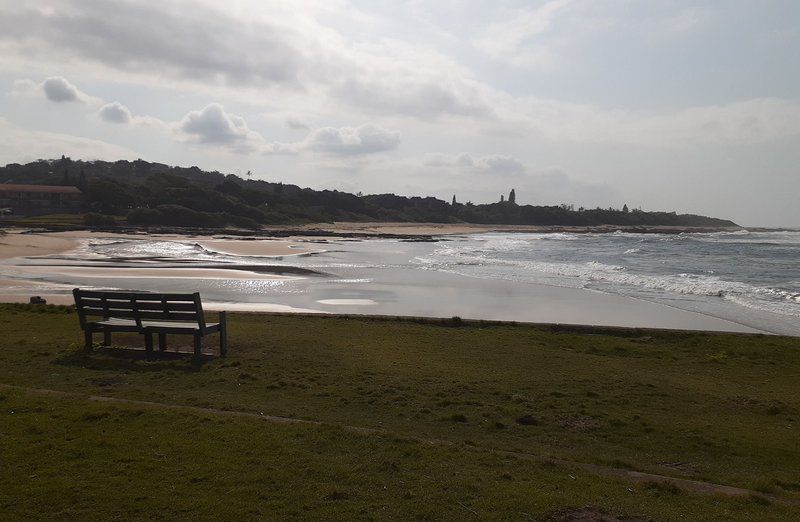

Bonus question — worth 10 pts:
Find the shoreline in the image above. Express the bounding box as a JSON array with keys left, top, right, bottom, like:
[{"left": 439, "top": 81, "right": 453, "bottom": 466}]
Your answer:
[
  {"left": 0, "top": 228, "right": 786, "bottom": 336},
  {"left": 3, "top": 222, "right": 746, "bottom": 240}
]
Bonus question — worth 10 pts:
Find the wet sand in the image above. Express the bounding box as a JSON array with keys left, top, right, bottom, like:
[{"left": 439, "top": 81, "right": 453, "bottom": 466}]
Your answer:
[
  {"left": 15, "top": 265, "right": 301, "bottom": 281},
  {"left": 195, "top": 238, "right": 315, "bottom": 257},
  {"left": 0, "top": 229, "right": 766, "bottom": 334}
]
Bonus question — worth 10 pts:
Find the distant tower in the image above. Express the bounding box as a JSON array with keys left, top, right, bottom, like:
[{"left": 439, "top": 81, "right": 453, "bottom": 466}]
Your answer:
[
  {"left": 452, "top": 194, "right": 456, "bottom": 205},
  {"left": 509, "top": 189, "right": 516, "bottom": 205},
  {"left": 500, "top": 194, "right": 505, "bottom": 203}
]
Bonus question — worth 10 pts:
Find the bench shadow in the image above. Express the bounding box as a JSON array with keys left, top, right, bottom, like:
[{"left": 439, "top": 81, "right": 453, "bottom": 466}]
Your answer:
[{"left": 54, "top": 346, "right": 213, "bottom": 373}]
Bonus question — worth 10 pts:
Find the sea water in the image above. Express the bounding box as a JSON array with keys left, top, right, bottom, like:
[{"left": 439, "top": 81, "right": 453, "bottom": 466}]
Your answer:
[
  {"left": 7, "top": 230, "right": 799, "bottom": 335},
  {"left": 413, "top": 230, "right": 800, "bottom": 335}
]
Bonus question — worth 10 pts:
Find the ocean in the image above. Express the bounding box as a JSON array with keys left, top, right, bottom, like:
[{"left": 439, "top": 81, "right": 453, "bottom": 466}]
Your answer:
[
  {"left": 5, "top": 230, "right": 799, "bottom": 335},
  {"left": 414, "top": 230, "right": 800, "bottom": 336}
]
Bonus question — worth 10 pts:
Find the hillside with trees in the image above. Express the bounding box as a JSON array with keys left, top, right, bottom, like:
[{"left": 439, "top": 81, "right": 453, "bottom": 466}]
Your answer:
[{"left": 0, "top": 158, "right": 738, "bottom": 229}]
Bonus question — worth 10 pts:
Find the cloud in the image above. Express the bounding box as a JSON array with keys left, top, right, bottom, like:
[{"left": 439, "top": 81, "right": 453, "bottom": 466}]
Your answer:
[
  {"left": 424, "top": 153, "right": 525, "bottom": 175},
  {"left": 285, "top": 117, "right": 310, "bottom": 130},
  {"left": 176, "top": 103, "right": 262, "bottom": 152},
  {"left": 11, "top": 78, "right": 39, "bottom": 97},
  {"left": 0, "top": 117, "right": 137, "bottom": 164},
  {"left": 303, "top": 124, "right": 400, "bottom": 155},
  {"left": 42, "top": 76, "right": 88, "bottom": 103},
  {"left": 10, "top": 76, "right": 92, "bottom": 103},
  {"left": 98, "top": 101, "right": 132, "bottom": 124},
  {"left": 474, "top": 0, "right": 576, "bottom": 68},
  {"left": 2, "top": 1, "right": 799, "bottom": 152},
  {"left": 175, "top": 104, "right": 398, "bottom": 156},
  {"left": 518, "top": 97, "right": 800, "bottom": 147},
  {"left": 0, "top": 0, "right": 493, "bottom": 120}
]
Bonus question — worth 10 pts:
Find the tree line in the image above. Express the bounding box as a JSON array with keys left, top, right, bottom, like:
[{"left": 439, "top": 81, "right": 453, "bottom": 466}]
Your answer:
[{"left": 0, "top": 158, "right": 738, "bottom": 229}]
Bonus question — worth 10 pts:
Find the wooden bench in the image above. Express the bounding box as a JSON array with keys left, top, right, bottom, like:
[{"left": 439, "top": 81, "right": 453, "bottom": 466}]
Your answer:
[{"left": 73, "top": 289, "right": 227, "bottom": 357}]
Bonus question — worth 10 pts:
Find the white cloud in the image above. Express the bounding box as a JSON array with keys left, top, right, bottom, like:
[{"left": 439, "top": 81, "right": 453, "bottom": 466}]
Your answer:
[
  {"left": 176, "top": 103, "right": 262, "bottom": 153},
  {"left": 175, "top": 104, "right": 399, "bottom": 156},
  {"left": 0, "top": 117, "right": 137, "bottom": 164},
  {"left": 474, "top": 0, "right": 576, "bottom": 69},
  {"left": 0, "top": 0, "right": 494, "bottom": 120},
  {"left": 42, "top": 76, "right": 88, "bottom": 103},
  {"left": 11, "top": 78, "right": 39, "bottom": 97},
  {"left": 98, "top": 101, "right": 132, "bottom": 124},
  {"left": 10, "top": 76, "right": 93, "bottom": 103},
  {"left": 303, "top": 124, "right": 400, "bottom": 155},
  {"left": 513, "top": 97, "right": 800, "bottom": 147},
  {"left": 285, "top": 117, "right": 310, "bottom": 131},
  {"left": 424, "top": 153, "right": 525, "bottom": 175}
]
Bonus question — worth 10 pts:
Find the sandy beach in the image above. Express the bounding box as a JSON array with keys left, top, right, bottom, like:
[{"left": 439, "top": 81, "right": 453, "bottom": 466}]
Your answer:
[
  {"left": 0, "top": 229, "right": 317, "bottom": 258},
  {"left": 0, "top": 232, "right": 78, "bottom": 259},
  {"left": 0, "top": 228, "right": 780, "bottom": 334}
]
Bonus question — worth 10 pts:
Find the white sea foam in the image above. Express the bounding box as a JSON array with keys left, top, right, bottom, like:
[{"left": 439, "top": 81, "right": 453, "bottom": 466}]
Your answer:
[{"left": 417, "top": 238, "right": 800, "bottom": 319}]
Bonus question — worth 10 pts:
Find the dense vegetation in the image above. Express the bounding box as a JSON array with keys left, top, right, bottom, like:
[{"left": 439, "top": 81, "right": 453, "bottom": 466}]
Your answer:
[
  {"left": 0, "top": 157, "right": 738, "bottom": 228},
  {"left": 1, "top": 304, "right": 798, "bottom": 519}
]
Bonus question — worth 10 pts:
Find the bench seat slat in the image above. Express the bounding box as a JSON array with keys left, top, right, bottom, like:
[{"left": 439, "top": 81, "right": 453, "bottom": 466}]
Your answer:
[
  {"left": 81, "top": 308, "right": 200, "bottom": 321},
  {"left": 141, "top": 321, "right": 220, "bottom": 333},
  {"left": 77, "top": 290, "right": 197, "bottom": 301},
  {"left": 130, "top": 302, "right": 199, "bottom": 312}
]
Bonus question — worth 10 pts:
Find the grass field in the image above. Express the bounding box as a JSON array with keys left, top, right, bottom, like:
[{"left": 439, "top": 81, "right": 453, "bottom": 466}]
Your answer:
[{"left": 1, "top": 303, "right": 799, "bottom": 520}]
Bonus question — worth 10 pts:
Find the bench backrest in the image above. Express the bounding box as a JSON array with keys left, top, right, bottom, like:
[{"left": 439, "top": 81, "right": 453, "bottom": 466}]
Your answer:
[{"left": 73, "top": 288, "right": 206, "bottom": 330}]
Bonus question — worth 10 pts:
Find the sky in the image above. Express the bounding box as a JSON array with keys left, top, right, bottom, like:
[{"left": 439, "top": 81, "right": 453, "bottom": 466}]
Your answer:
[{"left": 0, "top": 0, "right": 798, "bottom": 226}]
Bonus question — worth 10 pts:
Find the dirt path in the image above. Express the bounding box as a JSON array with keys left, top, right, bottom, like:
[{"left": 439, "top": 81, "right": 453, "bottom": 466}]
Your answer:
[{"left": 2, "top": 382, "right": 798, "bottom": 506}]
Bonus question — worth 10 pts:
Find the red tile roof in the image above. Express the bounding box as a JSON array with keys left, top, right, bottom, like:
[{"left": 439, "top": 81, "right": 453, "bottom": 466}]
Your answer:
[{"left": 0, "top": 184, "right": 82, "bottom": 194}]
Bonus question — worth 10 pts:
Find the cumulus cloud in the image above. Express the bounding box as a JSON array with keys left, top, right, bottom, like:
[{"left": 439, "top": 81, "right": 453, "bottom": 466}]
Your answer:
[
  {"left": 0, "top": 0, "right": 493, "bottom": 120},
  {"left": 176, "top": 103, "right": 262, "bottom": 152},
  {"left": 98, "top": 101, "right": 132, "bottom": 124},
  {"left": 425, "top": 153, "right": 525, "bottom": 175},
  {"left": 303, "top": 124, "right": 400, "bottom": 155},
  {"left": 2, "top": 1, "right": 798, "bottom": 154},
  {"left": 174, "top": 103, "right": 398, "bottom": 156},
  {"left": 42, "top": 76, "right": 88, "bottom": 102},
  {"left": 263, "top": 123, "right": 401, "bottom": 156},
  {"left": 10, "top": 76, "right": 92, "bottom": 103}
]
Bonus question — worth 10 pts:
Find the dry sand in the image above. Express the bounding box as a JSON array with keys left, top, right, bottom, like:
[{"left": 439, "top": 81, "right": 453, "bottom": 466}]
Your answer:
[
  {"left": 0, "top": 232, "right": 77, "bottom": 259},
  {"left": 0, "top": 228, "right": 767, "bottom": 334},
  {"left": 0, "top": 229, "right": 318, "bottom": 259}
]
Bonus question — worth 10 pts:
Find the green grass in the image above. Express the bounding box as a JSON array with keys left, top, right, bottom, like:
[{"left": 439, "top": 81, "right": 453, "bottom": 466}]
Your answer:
[
  {"left": 1, "top": 213, "right": 88, "bottom": 227},
  {"left": 1, "top": 303, "right": 799, "bottom": 519}
]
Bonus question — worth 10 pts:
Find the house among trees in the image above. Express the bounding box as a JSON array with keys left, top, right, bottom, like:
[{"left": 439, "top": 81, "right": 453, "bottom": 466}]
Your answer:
[{"left": 0, "top": 184, "right": 82, "bottom": 214}]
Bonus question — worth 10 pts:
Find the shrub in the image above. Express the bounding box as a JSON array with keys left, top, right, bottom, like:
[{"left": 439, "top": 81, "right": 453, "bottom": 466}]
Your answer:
[{"left": 83, "top": 212, "right": 116, "bottom": 228}]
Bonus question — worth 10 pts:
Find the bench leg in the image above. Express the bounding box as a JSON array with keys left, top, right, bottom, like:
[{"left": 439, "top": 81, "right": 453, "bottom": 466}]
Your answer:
[
  {"left": 145, "top": 332, "right": 154, "bottom": 359},
  {"left": 84, "top": 330, "right": 93, "bottom": 352},
  {"left": 103, "top": 330, "right": 112, "bottom": 348},
  {"left": 193, "top": 333, "right": 202, "bottom": 357},
  {"left": 158, "top": 333, "right": 167, "bottom": 352},
  {"left": 219, "top": 311, "right": 227, "bottom": 357}
]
